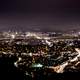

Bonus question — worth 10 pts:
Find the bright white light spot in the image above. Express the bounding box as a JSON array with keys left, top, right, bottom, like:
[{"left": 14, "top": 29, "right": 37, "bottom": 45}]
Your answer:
[
  {"left": 32, "top": 63, "right": 43, "bottom": 68},
  {"left": 14, "top": 62, "right": 18, "bottom": 67},
  {"left": 29, "top": 53, "right": 32, "bottom": 56},
  {"left": 18, "top": 57, "right": 22, "bottom": 61},
  {"left": 37, "top": 64, "right": 43, "bottom": 67},
  {"left": 11, "top": 34, "right": 15, "bottom": 39}
]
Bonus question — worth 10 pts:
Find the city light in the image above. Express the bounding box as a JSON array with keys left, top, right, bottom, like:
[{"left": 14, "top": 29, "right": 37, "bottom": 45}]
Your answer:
[{"left": 0, "top": 31, "right": 80, "bottom": 78}]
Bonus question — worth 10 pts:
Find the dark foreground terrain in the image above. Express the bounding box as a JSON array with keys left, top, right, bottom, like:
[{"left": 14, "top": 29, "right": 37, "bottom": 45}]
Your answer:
[{"left": 0, "top": 55, "right": 80, "bottom": 80}]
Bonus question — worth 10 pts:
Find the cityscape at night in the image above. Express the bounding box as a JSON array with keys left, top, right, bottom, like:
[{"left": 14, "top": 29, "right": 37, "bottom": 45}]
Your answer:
[
  {"left": 0, "top": 31, "right": 80, "bottom": 79},
  {"left": 0, "top": 0, "right": 80, "bottom": 80}
]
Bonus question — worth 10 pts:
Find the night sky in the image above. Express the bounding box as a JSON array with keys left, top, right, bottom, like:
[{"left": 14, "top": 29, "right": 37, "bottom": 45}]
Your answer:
[{"left": 0, "top": 0, "right": 80, "bottom": 31}]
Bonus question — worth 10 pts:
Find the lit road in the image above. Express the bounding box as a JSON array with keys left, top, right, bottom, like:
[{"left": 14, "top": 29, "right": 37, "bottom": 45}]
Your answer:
[{"left": 47, "top": 48, "right": 80, "bottom": 73}]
